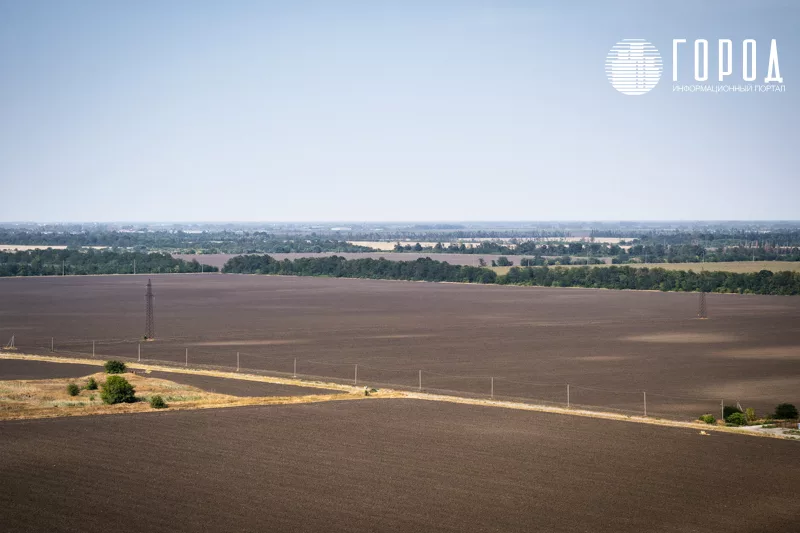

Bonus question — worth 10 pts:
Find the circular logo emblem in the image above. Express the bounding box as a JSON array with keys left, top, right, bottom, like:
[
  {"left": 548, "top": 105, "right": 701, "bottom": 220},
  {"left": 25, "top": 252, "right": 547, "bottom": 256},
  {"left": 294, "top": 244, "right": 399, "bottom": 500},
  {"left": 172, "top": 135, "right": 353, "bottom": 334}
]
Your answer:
[{"left": 606, "top": 39, "right": 663, "bottom": 95}]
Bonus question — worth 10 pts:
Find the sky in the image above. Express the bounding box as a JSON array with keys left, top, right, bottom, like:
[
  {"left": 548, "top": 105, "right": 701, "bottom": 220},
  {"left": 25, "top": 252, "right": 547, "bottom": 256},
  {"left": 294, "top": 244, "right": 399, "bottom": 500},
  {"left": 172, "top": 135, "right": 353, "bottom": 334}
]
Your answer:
[{"left": 0, "top": 0, "right": 797, "bottom": 222}]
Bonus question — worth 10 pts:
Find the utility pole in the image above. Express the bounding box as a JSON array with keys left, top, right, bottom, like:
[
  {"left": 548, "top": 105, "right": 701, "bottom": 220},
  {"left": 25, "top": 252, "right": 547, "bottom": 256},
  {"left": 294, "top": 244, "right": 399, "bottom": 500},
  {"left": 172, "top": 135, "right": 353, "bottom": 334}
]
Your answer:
[
  {"left": 419, "top": 370, "right": 422, "bottom": 392},
  {"left": 138, "top": 343, "right": 141, "bottom": 362},
  {"left": 698, "top": 291, "right": 707, "bottom": 319},
  {"left": 567, "top": 384, "right": 570, "bottom": 408},
  {"left": 354, "top": 364, "right": 358, "bottom": 386},
  {"left": 643, "top": 391, "right": 647, "bottom": 417},
  {"left": 62, "top": 261, "right": 65, "bottom": 276},
  {"left": 51, "top": 337, "right": 54, "bottom": 352},
  {"left": 134, "top": 259, "right": 136, "bottom": 275},
  {"left": 185, "top": 348, "right": 188, "bottom": 367},
  {"left": 491, "top": 377, "right": 494, "bottom": 399},
  {"left": 237, "top": 352, "right": 240, "bottom": 372},
  {"left": 92, "top": 340, "right": 95, "bottom": 358},
  {"left": 293, "top": 357, "right": 297, "bottom": 378},
  {"left": 145, "top": 279, "right": 155, "bottom": 339}
]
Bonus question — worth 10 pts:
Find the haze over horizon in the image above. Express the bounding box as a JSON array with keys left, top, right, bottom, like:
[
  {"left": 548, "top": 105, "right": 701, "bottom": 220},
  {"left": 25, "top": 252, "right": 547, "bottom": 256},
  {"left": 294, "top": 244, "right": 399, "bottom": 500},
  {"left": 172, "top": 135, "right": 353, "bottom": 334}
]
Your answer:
[{"left": 1, "top": 1, "right": 797, "bottom": 222}]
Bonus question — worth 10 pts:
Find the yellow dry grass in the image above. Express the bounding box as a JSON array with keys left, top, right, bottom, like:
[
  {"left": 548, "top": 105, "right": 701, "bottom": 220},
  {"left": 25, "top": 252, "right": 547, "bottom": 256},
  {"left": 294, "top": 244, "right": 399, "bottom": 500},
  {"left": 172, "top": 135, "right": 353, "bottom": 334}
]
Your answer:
[
  {"left": 0, "top": 358, "right": 380, "bottom": 421},
  {"left": 0, "top": 354, "right": 794, "bottom": 441}
]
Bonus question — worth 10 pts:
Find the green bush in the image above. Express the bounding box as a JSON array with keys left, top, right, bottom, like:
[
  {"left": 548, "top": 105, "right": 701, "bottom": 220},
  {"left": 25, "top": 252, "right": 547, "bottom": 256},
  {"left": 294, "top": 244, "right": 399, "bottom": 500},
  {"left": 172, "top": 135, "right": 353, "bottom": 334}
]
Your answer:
[
  {"left": 104, "top": 360, "right": 126, "bottom": 374},
  {"left": 725, "top": 412, "right": 747, "bottom": 426},
  {"left": 101, "top": 375, "right": 136, "bottom": 404},
  {"left": 66, "top": 383, "right": 80, "bottom": 397},
  {"left": 745, "top": 407, "right": 756, "bottom": 423},
  {"left": 149, "top": 395, "right": 167, "bottom": 409},
  {"left": 774, "top": 403, "right": 798, "bottom": 419},
  {"left": 698, "top": 414, "right": 716, "bottom": 424},
  {"left": 84, "top": 377, "right": 98, "bottom": 390},
  {"left": 722, "top": 405, "right": 742, "bottom": 419}
]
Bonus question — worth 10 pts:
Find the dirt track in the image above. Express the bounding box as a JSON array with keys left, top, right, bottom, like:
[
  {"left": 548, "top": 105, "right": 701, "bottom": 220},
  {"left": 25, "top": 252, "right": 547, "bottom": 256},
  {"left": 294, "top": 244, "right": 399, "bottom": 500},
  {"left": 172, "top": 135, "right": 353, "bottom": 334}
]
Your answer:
[
  {"left": 145, "top": 371, "right": 339, "bottom": 397},
  {"left": 0, "top": 359, "right": 99, "bottom": 380},
  {"left": 1, "top": 274, "right": 799, "bottom": 418},
  {"left": 0, "top": 399, "right": 797, "bottom": 533}
]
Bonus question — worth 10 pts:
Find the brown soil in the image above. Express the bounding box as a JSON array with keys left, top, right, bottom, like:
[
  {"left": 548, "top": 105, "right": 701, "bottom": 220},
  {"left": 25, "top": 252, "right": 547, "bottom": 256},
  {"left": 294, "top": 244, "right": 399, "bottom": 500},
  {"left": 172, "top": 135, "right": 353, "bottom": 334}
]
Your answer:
[
  {"left": 0, "top": 399, "right": 797, "bottom": 532},
  {"left": 1, "top": 274, "right": 798, "bottom": 419}
]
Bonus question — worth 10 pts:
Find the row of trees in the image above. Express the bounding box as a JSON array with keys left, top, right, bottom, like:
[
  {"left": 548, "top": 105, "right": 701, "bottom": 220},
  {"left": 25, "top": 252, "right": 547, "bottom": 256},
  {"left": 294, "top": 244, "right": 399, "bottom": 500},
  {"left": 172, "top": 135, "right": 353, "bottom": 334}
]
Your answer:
[
  {"left": 0, "top": 249, "right": 218, "bottom": 277},
  {"left": 223, "top": 255, "right": 498, "bottom": 284},
  {"left": 392, "top": 241, "right": 800, "bottom": 262},
  {"left": 0, "top": 229, "right": 374, "bottom": 254},
  {"left": 223, "top": 255, "right": 800, "bottom": 295}
]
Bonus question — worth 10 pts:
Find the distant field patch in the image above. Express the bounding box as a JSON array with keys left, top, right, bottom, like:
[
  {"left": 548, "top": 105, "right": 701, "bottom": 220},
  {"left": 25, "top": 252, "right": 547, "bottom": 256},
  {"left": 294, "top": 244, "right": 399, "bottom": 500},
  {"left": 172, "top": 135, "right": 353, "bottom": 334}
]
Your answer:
[{"left": 623, "top": 333, "right": 738, "bottom": 344}]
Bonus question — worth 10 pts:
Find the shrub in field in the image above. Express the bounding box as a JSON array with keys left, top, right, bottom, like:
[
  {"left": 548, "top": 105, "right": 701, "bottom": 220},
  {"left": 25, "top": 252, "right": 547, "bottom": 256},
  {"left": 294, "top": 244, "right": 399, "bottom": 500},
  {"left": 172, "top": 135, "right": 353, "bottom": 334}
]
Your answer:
[
  {"left": 66, "top": 383, "right": 80, "bottom": 396},
  {"left": 698, "top": 414, "right": 716, "bottom": 424},
  {"left": 745, "top": 407, "right": 756, "bottom": 423},
  {"left": 722, "top": 405, "right": 742, "bottom": 419},
  {"left": 149, "top": 395, "right": 167, "bottom": 409},
  {"left": 104, "top": 360, "right": 126, "bottom": 374},
  {"left": 84, "top": 377, "right": 98, "bottom": 390},
  {"left": 101, "top": 375, "right": 136, "bottom": 404},
  {"left": 725, "top": 412, "right": 747, "bottom": 426},
  {"left": 774, "top": 403, "right": 798, "bottom": 419}
]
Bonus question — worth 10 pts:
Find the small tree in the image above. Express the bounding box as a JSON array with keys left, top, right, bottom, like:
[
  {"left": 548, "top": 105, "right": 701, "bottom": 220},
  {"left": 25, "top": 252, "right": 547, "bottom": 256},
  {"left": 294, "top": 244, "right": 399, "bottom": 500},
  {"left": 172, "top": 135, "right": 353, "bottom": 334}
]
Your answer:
[
  {"left": 66, "top": 383, "right": 80, "bottom": 397},
  {"left": 722, "top": 405, "right": 742, "bottom": 419},
  {"left": 698, "top": 414, "right": 716, "bottom": 424},
  {"left": 149, "top": 395, "right": 167, "bottom": 409},
  {"left": 725, "top": 412, "right": 747, "bottom": 426},
  {"left": 101, "top": 375, "right": 136, "bottom": 404},
  {"left": 774, "top": 403, "right": 798, "bottom": 419},
  {"left": 496, "top": 257, "right": 513, "bottom": 267},
  {"left": 745, "top": 408, "right": 756, "bottom": 423},
  {"left": 84, "top": 377, "right": 98, "bottom": 390},
  {"left": 104, "top": 360, "right": 126, "bottom": 374}
]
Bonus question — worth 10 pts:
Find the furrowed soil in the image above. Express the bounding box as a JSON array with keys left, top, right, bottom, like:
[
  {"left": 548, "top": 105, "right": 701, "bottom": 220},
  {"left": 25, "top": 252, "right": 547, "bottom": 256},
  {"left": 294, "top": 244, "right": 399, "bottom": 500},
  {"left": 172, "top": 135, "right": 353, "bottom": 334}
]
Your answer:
[
  {"left": 0, "top": 399, "right": 797, "bottom": 533},
  {"left": 1, "top": 274, "right": 799, "bottom": 419}
]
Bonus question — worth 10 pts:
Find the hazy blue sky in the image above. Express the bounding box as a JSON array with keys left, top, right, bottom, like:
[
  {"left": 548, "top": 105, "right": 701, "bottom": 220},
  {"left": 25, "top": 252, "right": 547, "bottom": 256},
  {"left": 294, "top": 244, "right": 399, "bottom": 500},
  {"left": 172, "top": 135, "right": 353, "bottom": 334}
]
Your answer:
[{"left": 0, "top": 1, "right": 797, "bottom": 222}]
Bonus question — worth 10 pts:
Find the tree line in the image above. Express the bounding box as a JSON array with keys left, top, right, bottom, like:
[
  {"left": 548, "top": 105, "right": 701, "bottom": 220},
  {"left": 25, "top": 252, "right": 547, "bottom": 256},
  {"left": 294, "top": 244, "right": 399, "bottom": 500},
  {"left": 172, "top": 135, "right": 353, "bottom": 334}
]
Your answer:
[
  {"left": 0, "top": 229, "right": 375, "bottom": 255},
  {"left": 222, "top": 255, "right": 800, "bottom": 295},
  {"left": 0, "top": 249, "right": 219, "bottom": 277}
]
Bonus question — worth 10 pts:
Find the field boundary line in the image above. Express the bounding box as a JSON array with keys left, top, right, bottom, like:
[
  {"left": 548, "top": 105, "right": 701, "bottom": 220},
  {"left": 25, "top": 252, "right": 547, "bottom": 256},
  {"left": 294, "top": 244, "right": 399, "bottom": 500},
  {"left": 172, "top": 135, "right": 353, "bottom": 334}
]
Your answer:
[{"left": 1, "top": 352, "right": 795, "bottom": 440}]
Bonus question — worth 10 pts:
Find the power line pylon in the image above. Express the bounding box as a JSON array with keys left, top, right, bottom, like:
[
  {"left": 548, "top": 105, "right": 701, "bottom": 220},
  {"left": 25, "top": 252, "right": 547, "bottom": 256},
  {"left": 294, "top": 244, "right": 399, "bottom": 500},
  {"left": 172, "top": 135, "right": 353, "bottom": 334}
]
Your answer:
[
  {"left": 145, "top": 279, "right": 155, "bottom": 339},
  {"left": 698, "top": 291, "right": 707, "bottom": 319}
]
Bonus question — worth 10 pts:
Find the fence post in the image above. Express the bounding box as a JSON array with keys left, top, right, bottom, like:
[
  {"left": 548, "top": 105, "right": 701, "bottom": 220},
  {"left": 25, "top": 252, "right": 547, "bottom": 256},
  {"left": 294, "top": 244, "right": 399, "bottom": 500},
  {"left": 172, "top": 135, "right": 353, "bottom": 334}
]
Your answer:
[
  {"left": 138, "top": 343, "right": 141, "bottom": 362},
  {"left": 721, "top": 399, "right": 724, "bottom": 421},
  {"left": 293, "top": 358, "right": 297, "bottom": 378},
  {"left": 354, "top": 364, "right": 358, "bottom": 386},
  {"left": 567, "top": 384, "right": 570, "bottom": 408},
  {"left": 418, "top": 370, "right": 422, "bottom": 392},
  {"left": 185, "top": 348, "right": 188, "bottom": 367},
  {"left": 51, "top": 337, "right": 54, "bottom": 352},
  {"left": 237, "top": 352, "right": 240, "bottom": 372},
  {"left": 491, "top": 377, "right": 494, "bottom": 399},
  {"left": 92, "top": 340, "right": 95, "bottom": 358},
  {"left": 643, "top": 391, "right": 647, "bottom": 417}
]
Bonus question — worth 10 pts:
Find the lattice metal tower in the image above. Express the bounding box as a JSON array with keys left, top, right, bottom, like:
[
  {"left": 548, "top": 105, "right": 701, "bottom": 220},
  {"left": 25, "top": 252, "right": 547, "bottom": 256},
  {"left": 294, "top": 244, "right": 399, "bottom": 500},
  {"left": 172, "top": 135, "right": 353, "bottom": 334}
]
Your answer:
[
  {"left": 145, "top": 278, "right": 155, "bottom": 339},
  {"left": 698, "top": 291, "right": 707, "bottom": 319}
]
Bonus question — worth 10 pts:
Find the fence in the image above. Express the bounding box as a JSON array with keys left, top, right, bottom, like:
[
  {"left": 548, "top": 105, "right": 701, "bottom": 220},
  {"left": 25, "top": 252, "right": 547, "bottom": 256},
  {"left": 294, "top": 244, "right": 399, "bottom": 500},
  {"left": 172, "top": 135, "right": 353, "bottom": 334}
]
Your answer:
[{"left": 2, "top": 334, "right": 743, "bottom": 421}]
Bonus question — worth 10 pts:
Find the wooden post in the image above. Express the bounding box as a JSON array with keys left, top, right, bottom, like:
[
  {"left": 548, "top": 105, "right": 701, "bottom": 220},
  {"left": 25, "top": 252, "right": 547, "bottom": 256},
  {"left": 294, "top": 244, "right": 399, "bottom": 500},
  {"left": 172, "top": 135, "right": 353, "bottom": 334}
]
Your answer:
[
  {"left": 643, "top": 391, "right": 647, "bottom": 417},
  {"left": 354, "top": 364, "right": 358, "bottom": 386},
  {"left": 51, "top": 337, "right": 54, "bottom": 352},
  {"left": 293, "top": 358, "right": 297, "bottom": 378},
  {"left": 185, "top": 348, "right": 188, "bottom": 367},
  {"left": 567, "top": 384, "right": 570, "bottom": 408},
  {"left": 491, "top": 377, "right": 494, "bottom": 399},
  {"left": 237, "top": 352, "right": 240, "bottom": 372},
  {"left": 138, "top": 343, "right": 141, "bottom": 362},
  {"left": 92, "top": 340, "right": 95, "bottom": 358},
  {"left": 418, "top": 370, "right": 422, "bottom": 392}
]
